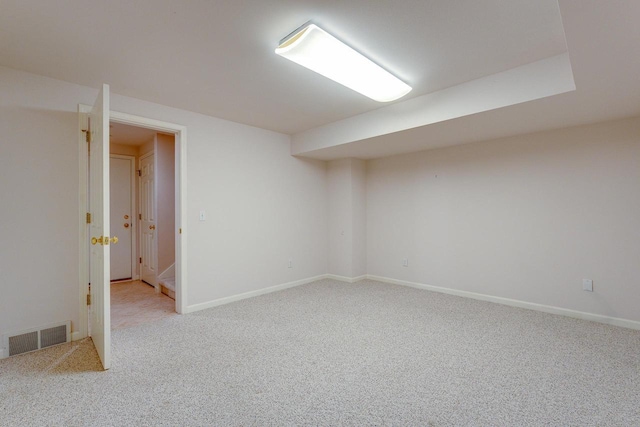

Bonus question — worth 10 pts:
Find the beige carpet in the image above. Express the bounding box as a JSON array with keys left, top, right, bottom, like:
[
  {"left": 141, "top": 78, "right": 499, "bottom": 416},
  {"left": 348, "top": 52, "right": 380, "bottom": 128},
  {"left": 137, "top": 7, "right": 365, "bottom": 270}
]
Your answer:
[{"left": 1, "top": 279, "right": 639, "bottom": 426}]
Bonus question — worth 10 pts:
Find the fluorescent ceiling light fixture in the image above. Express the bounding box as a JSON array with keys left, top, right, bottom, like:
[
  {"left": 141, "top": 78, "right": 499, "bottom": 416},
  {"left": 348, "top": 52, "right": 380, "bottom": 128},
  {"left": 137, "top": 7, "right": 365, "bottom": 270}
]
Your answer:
[{"left": 275, "top": 22, "right": 412, "bottom": 102}]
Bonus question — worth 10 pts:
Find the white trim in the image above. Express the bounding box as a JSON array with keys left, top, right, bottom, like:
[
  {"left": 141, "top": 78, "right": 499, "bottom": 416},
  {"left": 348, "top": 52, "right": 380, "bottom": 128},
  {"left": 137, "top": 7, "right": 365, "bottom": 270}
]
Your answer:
[
  {"left": 0, "top": 348, "right": 5, "bottom": 359},
  {"left": 176, "top": 126, "right": 188, "bottom": 314},
  {"left": 326, "top": 274, "right": 367, "bottom": 283},
  {"left": 71, "top": 331, "right": 84, "bottom": 342},
  {"left": 158, "top": 263, "right": 175, "bottom": 280},
  {"left": 367, "top": 275, "right": 640, "bottom": 331},
  {"left": 110, "top": 111, "right": 188, "bottom": 314},
  {"left": 185, "top": 275, "right": 328, "bottom": 314},
  {"left": 110, "top": 154, "right": 137, "bottom": 282}
]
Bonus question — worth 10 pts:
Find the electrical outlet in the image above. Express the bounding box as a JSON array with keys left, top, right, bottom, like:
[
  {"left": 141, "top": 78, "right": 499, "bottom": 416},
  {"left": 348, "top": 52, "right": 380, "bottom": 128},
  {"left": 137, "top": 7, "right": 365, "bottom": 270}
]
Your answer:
[
  {"left": 199, "top": 210, "right": 206, "bottom": 221},
  {"left": 288, "top": 259, "right": 292, "bottom": 268},
  {"left": 582, "top": 279, "right": 593, "bottom": 292},
  {"left": 402, "top": 258, "right": 409, "bottom": 267}
]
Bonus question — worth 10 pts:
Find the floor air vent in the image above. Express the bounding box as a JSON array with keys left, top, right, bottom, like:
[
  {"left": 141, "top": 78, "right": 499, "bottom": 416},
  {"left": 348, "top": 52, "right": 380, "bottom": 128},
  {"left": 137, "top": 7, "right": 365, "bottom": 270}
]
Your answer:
[
  {"left": 9, "top": 331, "right": 39, "bottom": 356},
  {"left": 2, "top": 321, "right": 71, "bottom": 358}
]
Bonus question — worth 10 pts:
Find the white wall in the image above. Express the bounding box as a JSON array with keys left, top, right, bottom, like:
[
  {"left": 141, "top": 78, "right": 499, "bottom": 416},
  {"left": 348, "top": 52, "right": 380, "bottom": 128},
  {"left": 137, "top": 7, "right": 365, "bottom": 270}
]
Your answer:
[
  {"left": 327, "top": 159, "right": 353, "bottom": 277},
  {"left": 0, "top": 68, "right": 85, "bottom": 339},
  {"left": 139, "top": 138, "right": 154, "bottom": 157},
  {"left": 2, "top": 62, "right": 638, "bottom": 355},
  {"left": 110, "top": 143, "right": 138, "bottom": 157},
  {"left": 367, "top": 117, "right": 640, "bottom": 322},
  {"left": 0, "top": 66, "right": 328, "bottom": 343},
  {"left": 327, "top": 158, "right": 366, "bottom": 278},
  {"left": 351, "top": 159, "right": 366, "bottom": 277}
]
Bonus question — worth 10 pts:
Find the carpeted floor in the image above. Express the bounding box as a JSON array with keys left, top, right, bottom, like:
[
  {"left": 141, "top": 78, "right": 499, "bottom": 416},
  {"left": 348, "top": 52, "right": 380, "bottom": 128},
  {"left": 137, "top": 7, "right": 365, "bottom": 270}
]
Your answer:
[{"left": 1, "top": 279, "right": 639, "bottom": 426}]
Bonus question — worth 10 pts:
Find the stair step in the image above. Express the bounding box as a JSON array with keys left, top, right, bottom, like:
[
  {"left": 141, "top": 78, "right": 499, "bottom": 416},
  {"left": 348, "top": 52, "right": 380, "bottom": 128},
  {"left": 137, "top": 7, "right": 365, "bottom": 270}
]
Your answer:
[{"left": 158, "top": 276, "right": 175, "bottom": 292}]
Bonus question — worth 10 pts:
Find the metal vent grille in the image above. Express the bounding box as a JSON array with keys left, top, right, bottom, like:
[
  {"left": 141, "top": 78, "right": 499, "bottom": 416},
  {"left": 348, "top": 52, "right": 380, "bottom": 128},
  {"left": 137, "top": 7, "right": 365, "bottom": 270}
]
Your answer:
[
  {"left": 40, "top": 325, "right": 67, "bottom": 349},
  {"left": 3, "top": 321, "right": 71, "bottom": 359},
  {"left": 9, "top": 331, "right": 39, "bottom": 356}
]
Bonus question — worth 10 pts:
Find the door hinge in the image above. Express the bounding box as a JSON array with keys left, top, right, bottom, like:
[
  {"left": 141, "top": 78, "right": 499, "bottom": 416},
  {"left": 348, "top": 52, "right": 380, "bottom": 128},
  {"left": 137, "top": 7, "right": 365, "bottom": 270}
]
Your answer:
[
  {"left": 86, "top": 293, "right": 91, "bottom": 306},
  {"left": 86, "top": 212, "right": 92, "bottom": 224},
  {"left": 139, "top": 257, "right": 142, "bottom": 264},
  {"left": 139, "top": 213, "right": 142, "bottom": 220},
  {"left": 137, "top": 169, "right": 141, "bottom": 177}
]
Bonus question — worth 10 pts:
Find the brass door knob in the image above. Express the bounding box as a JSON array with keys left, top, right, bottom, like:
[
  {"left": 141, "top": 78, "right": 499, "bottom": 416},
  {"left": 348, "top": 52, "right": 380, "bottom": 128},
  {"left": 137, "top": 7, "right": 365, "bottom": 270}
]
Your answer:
[
  {"left": 103, "top": 236, "right": 118, "bottom": 245},
  {"left": 149, "top": 225, "right": 156, "bottom": 230},
  {"left": 124, "top": 223, "right": 130, "bottom": 228},
  {"left": 91, "top": 236, "right": 118, "bottom": 245}
]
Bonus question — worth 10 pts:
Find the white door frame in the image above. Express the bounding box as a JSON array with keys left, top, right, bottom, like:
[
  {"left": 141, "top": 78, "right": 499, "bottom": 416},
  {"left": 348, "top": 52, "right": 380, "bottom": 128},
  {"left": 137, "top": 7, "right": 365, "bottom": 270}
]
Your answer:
[
  {"left": 78, "top": 108, "right": 188, "bottom": 340},
  {"left": 110, "top": 154, "right": 137, "bottom": 281}
]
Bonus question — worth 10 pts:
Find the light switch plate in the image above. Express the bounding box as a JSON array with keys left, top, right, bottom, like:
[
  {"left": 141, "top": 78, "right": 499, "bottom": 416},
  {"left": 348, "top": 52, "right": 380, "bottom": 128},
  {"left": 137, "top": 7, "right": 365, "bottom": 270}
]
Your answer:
[{"left": 582, "top": 279, "right": 593, "bottom": 292}]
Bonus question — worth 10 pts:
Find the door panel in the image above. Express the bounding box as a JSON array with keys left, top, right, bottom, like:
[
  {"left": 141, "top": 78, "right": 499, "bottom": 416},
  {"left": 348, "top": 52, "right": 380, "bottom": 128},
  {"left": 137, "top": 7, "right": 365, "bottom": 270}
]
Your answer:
[
  {"left": 140, "top": 153, "right": 157, "bottom": 287},
  {"left": 89, "top": 84, "right": 111, "bottom": 370},
  {"left": 110, "top": 156, "right": 133, "bottom": 281}
]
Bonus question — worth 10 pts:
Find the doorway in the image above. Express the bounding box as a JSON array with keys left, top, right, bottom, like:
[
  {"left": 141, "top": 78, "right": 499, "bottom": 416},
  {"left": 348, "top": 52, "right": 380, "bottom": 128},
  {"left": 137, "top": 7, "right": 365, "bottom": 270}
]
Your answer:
[
  {"left": 109, "top": 122, "right": 177, "bottom": 328},
  {"left": 78, "top": 105, "right": 188, "bottom": 345}
]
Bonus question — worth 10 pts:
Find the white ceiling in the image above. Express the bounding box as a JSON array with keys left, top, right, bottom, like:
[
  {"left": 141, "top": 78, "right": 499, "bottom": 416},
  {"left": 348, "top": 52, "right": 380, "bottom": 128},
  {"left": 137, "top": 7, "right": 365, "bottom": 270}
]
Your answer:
[
  {"left": 1, "top": 0, "right": 565, "bottom": 135},
  {"left": 109, "top": 122, "right": 158, "bottom": 146},
  {"left": 1, "top": 1, "right": 638, "bottom": 160}
]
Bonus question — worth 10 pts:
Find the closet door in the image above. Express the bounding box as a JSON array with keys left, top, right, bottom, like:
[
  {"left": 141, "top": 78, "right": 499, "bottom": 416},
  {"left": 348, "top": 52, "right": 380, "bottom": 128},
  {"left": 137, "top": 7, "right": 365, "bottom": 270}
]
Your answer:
[
  {"left": 110, "top": 156, "right": 133, "bottom": 281},
  {"left": 140, "top": 152, "right": 157, "bottom": 288}
]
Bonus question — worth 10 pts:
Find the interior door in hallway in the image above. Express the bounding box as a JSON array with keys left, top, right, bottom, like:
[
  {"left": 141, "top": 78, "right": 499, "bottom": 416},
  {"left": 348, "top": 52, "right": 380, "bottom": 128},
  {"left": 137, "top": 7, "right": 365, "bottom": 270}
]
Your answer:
[
  {"left": 140, "top": 152, "right": 157, "bottom": 287},
  {"left": 110, "top": 155, "right": 133, "bottom": 281}
]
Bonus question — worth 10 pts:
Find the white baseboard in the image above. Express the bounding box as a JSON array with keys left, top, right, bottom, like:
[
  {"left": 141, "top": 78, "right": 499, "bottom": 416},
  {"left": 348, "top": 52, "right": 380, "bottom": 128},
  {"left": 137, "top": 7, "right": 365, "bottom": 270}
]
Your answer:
[
  {"left": 367, "top": 275, "right": 640, "bottom": 330},
  {"left": 326, "top": 274, "right": 367, "bottom": 283},
  {"left": 0, "top": 348, "right": 6, "bottom": 359},
  {"left": 185, "top": 274, "right": 328, "bottom": 314}
]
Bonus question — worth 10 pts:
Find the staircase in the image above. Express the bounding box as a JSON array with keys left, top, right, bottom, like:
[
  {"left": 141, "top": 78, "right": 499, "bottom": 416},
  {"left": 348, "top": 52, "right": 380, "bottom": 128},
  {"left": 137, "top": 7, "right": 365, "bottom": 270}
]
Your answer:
[{"left": 159, "top": 276, "right": 175, "bottom": 300}]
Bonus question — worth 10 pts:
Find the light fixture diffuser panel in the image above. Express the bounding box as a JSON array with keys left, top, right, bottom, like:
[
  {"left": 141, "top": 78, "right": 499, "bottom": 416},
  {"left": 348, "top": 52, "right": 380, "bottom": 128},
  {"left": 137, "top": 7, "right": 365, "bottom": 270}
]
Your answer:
[{"left": 275, "top": 23, "right": 411, "bottom": 102}]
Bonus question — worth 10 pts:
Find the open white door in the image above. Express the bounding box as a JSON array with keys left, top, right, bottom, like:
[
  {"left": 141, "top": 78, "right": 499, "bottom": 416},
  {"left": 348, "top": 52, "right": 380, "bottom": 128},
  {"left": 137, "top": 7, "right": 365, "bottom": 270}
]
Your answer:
[{"left": 89, "top": 84, "right": 111, "bottom": 370}]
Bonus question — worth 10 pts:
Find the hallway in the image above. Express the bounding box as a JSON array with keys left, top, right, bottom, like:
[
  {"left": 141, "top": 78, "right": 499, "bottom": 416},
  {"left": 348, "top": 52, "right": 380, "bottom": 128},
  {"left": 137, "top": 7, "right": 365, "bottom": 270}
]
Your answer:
[{"left": 111, "top": 281, "right": 176, "bottom": 330}]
